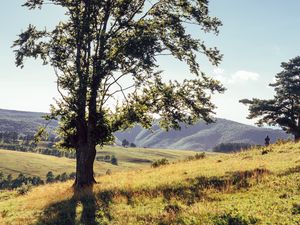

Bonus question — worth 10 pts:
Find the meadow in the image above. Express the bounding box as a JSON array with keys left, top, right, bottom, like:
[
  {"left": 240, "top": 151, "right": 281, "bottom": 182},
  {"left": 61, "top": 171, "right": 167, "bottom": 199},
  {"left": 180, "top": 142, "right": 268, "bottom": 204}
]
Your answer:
[
  {"left": 0, "top": 146, "right": 196, "bottom": 179},
  {"left": 0, "top": 141, "right": 299, "bottom": 224}
]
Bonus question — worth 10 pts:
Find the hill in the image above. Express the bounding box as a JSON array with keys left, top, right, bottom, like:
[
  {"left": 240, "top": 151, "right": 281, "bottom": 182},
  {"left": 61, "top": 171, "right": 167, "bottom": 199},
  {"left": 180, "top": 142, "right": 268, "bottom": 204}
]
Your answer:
[
  {"left": 0, "top": 141, "right": 299, "bottom": 224},
  {"left": 0, "top": 108, "right": 57, "bottom": 134},
  {"left": 115, "top": 119, "right": 289, "bottom": 151},
  {"left": 0, "top": 146, "right": 196, "bottom": 179},
  {"left": 0, "top": 108, "right": 289, "bottom": 151}
]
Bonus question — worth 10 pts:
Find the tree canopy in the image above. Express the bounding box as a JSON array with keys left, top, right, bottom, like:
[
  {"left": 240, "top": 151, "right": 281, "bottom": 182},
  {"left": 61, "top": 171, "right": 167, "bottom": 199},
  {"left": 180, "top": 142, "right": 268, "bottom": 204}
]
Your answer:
[
  {"left": 240, "top": 56, "right": 300, "bottom": 141},
  {"left": 14, "top": 0, "right": 224, "bottom": 187}
]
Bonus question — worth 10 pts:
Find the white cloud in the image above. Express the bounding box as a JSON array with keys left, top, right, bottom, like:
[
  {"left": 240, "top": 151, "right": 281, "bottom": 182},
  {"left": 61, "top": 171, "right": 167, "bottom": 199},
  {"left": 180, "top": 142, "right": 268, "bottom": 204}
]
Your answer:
[
  {"left": 228, "top": 70, "right": 260, "bottom": 84},
  {"left": 212, "top": 69, "right": 260, "bottom": 85}
]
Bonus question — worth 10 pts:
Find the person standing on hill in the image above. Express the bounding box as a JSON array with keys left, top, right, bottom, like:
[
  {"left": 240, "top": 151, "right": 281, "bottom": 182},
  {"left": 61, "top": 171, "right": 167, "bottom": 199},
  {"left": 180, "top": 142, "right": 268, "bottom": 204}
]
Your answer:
[{"left": 265, "top": 135, "right": 270, "bottom": 146}]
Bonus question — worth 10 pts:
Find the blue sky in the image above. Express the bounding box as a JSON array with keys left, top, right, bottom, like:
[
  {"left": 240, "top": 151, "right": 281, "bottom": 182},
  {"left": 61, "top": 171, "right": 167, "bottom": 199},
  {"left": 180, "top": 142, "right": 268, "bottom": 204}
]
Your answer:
[{"left": 1, "top": 1, "right": 300, "bottom": 125}]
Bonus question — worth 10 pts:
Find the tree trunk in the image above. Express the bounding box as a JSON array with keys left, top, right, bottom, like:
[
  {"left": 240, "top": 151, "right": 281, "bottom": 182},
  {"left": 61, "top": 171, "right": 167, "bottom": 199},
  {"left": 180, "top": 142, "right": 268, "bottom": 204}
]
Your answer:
[{"left": 73, "top": 143, "right": 97, "bottom": 189}]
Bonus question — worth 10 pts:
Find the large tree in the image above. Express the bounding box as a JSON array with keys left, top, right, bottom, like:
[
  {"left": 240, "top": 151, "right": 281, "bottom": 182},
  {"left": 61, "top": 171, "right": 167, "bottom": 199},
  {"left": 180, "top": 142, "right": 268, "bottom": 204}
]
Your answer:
[
  {"left": 14, "top": 0, "right": 224, "bottom": 188},
  {"left": 240, "top": 56, "right": 300, "bottom": 141}
]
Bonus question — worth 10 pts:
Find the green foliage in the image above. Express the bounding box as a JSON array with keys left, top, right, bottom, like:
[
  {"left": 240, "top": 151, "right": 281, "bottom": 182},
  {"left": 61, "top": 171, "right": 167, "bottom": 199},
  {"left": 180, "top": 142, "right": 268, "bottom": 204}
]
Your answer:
[
  {"left": 121, "top": 139, "right": 129, "bottom": 147},
  {"left": 151, "top": 158, "right": 169, "bottom": 168},
  {"left": 111, "top": 155, "right": 118, "bottom": 166},
  {"left": 240, "top": 56, "right": 300, "bottom": 141},
  {"left": 14, "top": 0, "right": 224, "bottom": 150},
  {"left": 213, "top": 212, "right": 258, "bottom": 225},
  {"left": 292, "top": 203, "right": 300, "bottom": 215},
  {"left": 130, "top": 142, "right": 136, "bottom": 148},
  {"left": 46, "top": 171, "right": 54, "bottom": 183},
  {"left": 0, "top": 172, "right": 43, "bottom": 190}
]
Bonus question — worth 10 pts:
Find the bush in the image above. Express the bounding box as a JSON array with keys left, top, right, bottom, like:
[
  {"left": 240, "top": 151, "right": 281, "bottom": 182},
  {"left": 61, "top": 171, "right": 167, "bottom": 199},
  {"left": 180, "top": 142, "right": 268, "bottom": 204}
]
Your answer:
[
  {"left": 292, "top": 203, "right": 300, "bottom": 215},
  {"left": 213, "top": 212, "right": 258, "bottom": 225},
  {"left": 195, "top": 152, "right": 205, "bottom": 159},
  {"left": 122, "top": 139, "right": 129, "bottom": 147},
  {"left": 17, "top": 184, "right": 31, "bottom": 195},
  {"left": 111, "top": 155, "right": 118, "bottom": 165},
  {"left": 130, "top": 143, "right": 136, "bottom": 147},
  {"left": 186, "top": 152, "right": 206, "bottom": 161},
  {"left": 46, "top": 171, "right": 54, "bottom": 183},
  {"left": 151, "top": 158, "right": 169, "bottom": 168}
]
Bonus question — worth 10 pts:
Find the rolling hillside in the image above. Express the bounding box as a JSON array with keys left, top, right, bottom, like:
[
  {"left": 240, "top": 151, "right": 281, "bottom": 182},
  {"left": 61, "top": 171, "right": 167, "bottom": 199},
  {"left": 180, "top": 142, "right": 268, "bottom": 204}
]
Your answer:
[
  {"left": 0, "top": 141, "right": 299, "bottom": 224},
  {"left": 0, "top": 146, "right": 196, "bottom": 179},
  {"left": 0, "top": 108, "right": 289, "bottom": 151}
]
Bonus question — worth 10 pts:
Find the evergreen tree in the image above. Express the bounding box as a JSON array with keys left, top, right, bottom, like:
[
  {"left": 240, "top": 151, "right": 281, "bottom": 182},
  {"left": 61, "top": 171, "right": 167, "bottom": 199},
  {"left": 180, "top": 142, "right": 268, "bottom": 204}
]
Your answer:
[
  {"left": 241, "top": 56, "right": 300, "bottom": 141},
  {"left": 14, "top": 0, "right": 224, "bottom": 188}
]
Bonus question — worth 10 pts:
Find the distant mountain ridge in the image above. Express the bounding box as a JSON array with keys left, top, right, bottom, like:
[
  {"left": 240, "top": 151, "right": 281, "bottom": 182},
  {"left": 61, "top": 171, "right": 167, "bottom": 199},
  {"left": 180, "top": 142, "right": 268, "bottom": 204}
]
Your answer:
[
  {"left": 0, "top": 108, "right": 289, "bottom": 151},
  {"left": 0, "top": 108, "right": 57, "bottom": 134},
  {"left": 114, "top": 119, "right": 289, "bottom": 151}
]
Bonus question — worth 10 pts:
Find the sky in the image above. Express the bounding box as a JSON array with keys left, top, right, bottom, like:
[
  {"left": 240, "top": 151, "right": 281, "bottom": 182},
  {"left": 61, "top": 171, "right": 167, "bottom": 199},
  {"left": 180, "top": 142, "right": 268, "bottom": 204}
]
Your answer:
[{"left": 1, "top": 1, "right": 300, "bottom": 125}]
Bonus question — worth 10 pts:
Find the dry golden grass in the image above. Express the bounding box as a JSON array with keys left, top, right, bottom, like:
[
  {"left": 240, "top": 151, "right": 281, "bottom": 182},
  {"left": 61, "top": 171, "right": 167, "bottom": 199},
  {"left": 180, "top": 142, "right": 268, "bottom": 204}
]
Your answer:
[{"left": 0, "top": 141, "right": 300, "bottom": 224}]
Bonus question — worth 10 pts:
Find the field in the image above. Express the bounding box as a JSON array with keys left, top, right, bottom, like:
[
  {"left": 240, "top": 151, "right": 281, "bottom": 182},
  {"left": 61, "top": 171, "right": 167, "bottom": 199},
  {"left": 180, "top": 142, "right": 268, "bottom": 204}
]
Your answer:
[
  {"left": 0, "top": 146, "right": 196, "bottom": 179},
  {"left": 0, "top": 141, "right": 300, "bottom": 224}
]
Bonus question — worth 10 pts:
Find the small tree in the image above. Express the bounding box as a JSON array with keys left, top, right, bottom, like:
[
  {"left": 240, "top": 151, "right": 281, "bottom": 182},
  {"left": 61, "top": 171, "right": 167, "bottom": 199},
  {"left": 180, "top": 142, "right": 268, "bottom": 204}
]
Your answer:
[
  {"left": 130, "top": 142, "right": 136, "bottom": 148},
  {"left": 14, "top": 0, "right": 224, "bottom": 188},
  {"left": 240, "top": 56, "right": 300, "bottom": 141},
  {"left": 46, "top": 171, "right": 54, "bottom": 183},
  {"left": 122, "top": 139, "right": 129, "bottom": 147}
]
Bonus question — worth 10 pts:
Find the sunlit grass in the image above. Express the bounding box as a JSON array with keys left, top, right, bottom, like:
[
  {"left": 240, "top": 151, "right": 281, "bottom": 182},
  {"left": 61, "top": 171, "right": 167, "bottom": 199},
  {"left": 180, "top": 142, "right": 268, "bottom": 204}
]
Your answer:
[{"left": 0, "top": 141, "right": 300, "bottom": 224}]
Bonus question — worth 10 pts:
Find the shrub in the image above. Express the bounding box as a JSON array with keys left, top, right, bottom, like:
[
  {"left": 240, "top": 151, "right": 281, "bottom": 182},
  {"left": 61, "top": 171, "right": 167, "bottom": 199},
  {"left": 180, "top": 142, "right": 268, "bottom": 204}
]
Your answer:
[
  {"left": 186, "top": 152, "right": 206, "bottom": 161},
  {"left": 292, "top": 203, "right": 300, "bottom": 215},
  {"left": 195, "top": 152, "right": 205, "bottom": 159},
  {"left": 104, "top": 155, "right": 111, "bottom": 162},
  {"left": 17, "top": 184, "right": 31, "bottom": 195},
  {"left": 106, "top": 169, "right": 112, "bottom": 175},
  {"left": 46, "top": 171, "right": 54, "bottom": 183},
  {"left": 111, "top": 155, "right": 118, "bottom": 165},
  {"left": 130, "top": 142, "right": 136, "bottom": 147},
  {"left": 261, "top": 149, "right": 269, "bottom": 155},
  {"left": 213, "top": 212, "right": 258, "bottom": 225},
  {"left": 151, "top": 158, "right": 169, "bottom": 168},
  {"left": 122, "top": 139, "right": 129, "bottom": 147}
]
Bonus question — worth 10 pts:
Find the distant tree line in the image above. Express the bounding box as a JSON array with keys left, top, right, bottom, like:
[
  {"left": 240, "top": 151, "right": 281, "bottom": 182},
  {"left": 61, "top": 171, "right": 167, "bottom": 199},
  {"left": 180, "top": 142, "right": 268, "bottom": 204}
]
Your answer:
[
  {"left": 213, "top": 143, "right": 252, "bottom": 153},
  {"left": 45, "top": 171, "right": 76, "bottom": 183},
  {"left": 122, "top": 139, "right": 136, "bottom": 148},
  {"left": 0, "top": 172, "right": 43, "bottom": 190},
  {"left": 0, "top": 131, "right": 76, "bottom": 159},
  {"left": 0, "top": 171, "right": 76, "bottom": 191}
]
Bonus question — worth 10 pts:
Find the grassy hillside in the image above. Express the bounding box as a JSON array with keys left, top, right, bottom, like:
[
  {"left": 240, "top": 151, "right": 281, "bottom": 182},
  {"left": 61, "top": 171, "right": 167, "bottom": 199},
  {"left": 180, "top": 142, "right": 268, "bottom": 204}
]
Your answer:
[
  {"left": 0, "top": 142, "right": 300, "bottom": 224},
  {"left": 0, "top": 146, "right": 196, "bottom": 179}
]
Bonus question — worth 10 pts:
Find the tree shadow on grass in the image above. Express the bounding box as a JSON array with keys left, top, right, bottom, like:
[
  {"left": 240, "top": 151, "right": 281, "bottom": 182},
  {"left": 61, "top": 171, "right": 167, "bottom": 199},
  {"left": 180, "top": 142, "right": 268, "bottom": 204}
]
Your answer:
[{"left": 33, "top": 187, "right": 103, "bottom": 225}]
